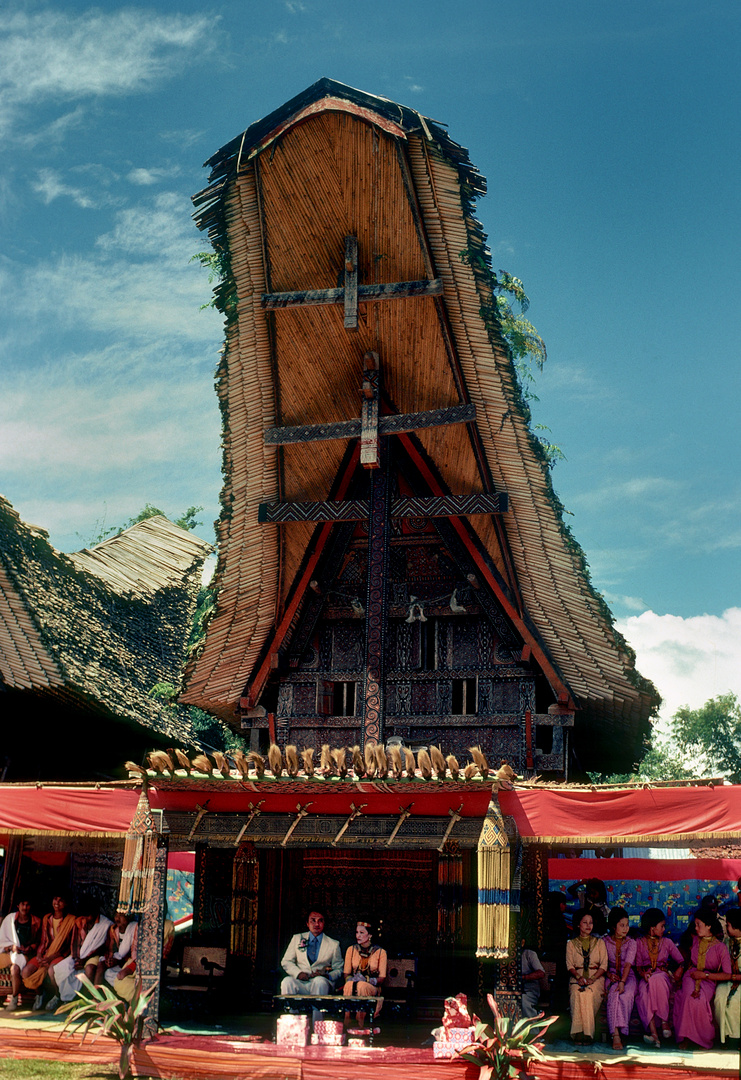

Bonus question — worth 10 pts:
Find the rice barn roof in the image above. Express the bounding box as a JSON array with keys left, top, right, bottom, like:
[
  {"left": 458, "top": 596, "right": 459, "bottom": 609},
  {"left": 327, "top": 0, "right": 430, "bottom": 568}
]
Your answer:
[
  {"left": 0, "top": 498, "right": 213, "bottom": 779},
  {"left": 183, "top": 78, "right": 659, "bottom": 773}
]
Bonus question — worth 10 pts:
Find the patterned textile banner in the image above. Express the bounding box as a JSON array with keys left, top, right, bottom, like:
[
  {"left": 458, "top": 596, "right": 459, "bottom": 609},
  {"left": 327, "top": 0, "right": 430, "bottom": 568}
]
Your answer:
[{"left": 549, "top": 857, "right": 741, "bottom": 934}]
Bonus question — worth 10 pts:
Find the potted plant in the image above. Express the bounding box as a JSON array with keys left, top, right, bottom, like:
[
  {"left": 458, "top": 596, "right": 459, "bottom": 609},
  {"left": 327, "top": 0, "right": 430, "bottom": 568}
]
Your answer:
[
  {"left": 56, "top": 973, "right": 157, "bottom": 1080},
  {"left": 457, "top": 994, "right": 558, "bottom": 1080}
]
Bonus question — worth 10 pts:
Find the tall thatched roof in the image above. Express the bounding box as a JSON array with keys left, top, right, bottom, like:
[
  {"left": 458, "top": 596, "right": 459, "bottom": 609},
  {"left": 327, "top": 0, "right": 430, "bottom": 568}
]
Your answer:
[
  {"left": 0, "top": 497, "right": 213, "bottom": 777},
  {"left": 183, "top": 78, "right": 659, "bottom": 771}
]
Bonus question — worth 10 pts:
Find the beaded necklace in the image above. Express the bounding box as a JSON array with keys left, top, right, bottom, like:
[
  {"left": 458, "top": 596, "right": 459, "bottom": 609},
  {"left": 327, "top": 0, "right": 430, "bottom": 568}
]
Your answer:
[
  {"left": 645, "top": 935, "right": 660, "bottom": 972},
  {"left": 695, "top": 935, "right": 716, "bottom": 972},
  {"left": 579, "top": 935, "right": 595, "bottom": 979}
]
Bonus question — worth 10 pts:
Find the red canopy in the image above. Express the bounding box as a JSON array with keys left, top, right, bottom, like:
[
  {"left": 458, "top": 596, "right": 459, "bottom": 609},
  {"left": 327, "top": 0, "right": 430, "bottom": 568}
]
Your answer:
[
  {"left": 498, "top": 785, "right": 741, "bottom": 843},
  {"left": 0, "top": 787, "right": 141, "bottom": 837}
]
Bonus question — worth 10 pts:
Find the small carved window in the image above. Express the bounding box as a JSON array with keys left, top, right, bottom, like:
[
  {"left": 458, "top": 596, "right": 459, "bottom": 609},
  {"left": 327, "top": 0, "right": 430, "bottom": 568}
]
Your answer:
[
  {"left": 419, "top": 618, "right": 438, "bottom": 671},
  {"left": 451, "top": 677, "right": 477, "bottom": 715},
  {"left": 317, "top": 680, "right": 356, "bottom": 717}
]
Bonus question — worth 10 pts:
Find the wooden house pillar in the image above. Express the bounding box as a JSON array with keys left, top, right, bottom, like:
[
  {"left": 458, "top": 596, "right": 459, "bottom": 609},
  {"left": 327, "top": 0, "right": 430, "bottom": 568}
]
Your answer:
[{"left": 139, "top": 832, "right": 169, "bottom": 1037}]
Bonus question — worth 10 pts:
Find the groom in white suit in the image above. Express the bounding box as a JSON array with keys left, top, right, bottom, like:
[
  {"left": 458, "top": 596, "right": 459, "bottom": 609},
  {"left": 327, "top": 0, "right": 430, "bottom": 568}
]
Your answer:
[{"left": 280, "top": 910, "right": 343, "bottom": 996}]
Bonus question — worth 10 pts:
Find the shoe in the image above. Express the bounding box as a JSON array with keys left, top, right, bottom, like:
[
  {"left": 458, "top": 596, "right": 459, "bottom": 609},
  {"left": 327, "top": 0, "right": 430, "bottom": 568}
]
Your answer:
[
  {"left": 661, "top": 1025, "right": 672, "bottom": 1039},
  {"left": 32, "top": 995, "right": 45, "bottom": 1011},
  {"left": 45, "top": 995, "right": 60, "bottom": 1013},
  {"left": 5, "top": 995, "right": 19, "bottom": 1011}
]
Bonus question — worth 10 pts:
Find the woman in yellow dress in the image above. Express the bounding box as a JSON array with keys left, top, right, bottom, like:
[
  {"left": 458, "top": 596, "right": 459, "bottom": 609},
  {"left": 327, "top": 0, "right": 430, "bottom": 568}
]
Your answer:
[
  {"left": 343, "top": 920, "right": 387, "bottom": 1029},
  {"left": 566, "top": 911, "right": 608, "bottom": 1044}
]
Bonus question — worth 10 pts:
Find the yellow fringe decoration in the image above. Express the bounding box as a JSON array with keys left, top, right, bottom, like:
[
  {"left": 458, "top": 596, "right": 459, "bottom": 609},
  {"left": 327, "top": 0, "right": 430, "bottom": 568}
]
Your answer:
[
  {"left": 476, "top": 798, "right": 510, "bottom": 959},
  {"left": 117, "top": 788, "right": 158, "bottom": 914}
]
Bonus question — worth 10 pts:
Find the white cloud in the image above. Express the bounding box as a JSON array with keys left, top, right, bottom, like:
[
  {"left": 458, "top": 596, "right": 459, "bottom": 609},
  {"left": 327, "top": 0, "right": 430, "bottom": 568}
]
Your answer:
[
  {"left": 13, "top": 191, "right": 221, "bottom": 343},
  {"left": 32, "top": 168, "right": 97, "bottom": 208},
  {"left": 617, "top": 608, "right": 741, "bottom": 724},
  {"left": 128, "top": 166, "right": 180, "bottom": 186},
  {"left": 0, "top": 9, "right": 212, "bottom": 135}
]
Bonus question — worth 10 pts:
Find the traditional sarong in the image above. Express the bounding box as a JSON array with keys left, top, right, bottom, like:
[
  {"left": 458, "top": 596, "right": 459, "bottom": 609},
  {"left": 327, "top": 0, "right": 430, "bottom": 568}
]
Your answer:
[
  {"left": 714, "top": 935, "right": 741, "bottom": 1043},
  {"left": 22, "top": 913, "right": 76, "bottom": 991},
  {"left": 566, "top": 936, "right": 608, "bottom": 1037},
  {"left": 674, "top": 936, "right": 731, "bottom": 1049},
  {"left": 604, "top": 934, "right": 637, "bottom": 1037},
  {"left": 56, "top": 915, "right": 113, "bottom": 1002},
  {"left": 635, "top": 935, "right": 684, "bottom": 1030}
]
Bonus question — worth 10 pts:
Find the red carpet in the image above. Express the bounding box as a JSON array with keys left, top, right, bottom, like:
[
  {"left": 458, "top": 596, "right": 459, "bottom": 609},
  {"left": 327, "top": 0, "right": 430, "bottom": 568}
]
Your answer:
[{"left": 0, "top": 1026, "right": 736, "bottom": 1079}]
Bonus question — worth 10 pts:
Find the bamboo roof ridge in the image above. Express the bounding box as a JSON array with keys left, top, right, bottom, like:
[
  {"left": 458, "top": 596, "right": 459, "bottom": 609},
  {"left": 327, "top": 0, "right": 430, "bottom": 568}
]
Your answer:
[
  {"left": 0, "top": 497, "right": 213, "bottom": 757},
  {"left": 183, "top": 78, "right": 659, "bottom": 772}
]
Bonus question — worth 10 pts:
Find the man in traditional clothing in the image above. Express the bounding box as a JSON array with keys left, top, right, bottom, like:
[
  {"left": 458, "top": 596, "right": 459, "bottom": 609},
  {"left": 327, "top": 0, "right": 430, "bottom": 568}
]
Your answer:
[
  {"left": 51, "top": 900, "right": 112, "bottom": 1009},
  {"left": 0, "top": 897, "right": 40, "bottom": 1011},
  {"left": 22, "top": 894, "right": 76, "bottom": 1010},
  {"left": 280, "top": 910, "right": 343, "bottom": 998}
]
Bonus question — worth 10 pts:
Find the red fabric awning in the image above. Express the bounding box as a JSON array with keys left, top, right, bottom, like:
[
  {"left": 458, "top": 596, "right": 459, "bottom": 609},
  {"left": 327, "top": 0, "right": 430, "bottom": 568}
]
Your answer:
[
  {"left": 498, "top": 785, "right": 741, "bottom": 843},
  {"left": 0, "top": 787, "right": 140, "bottom": 836},
  {"left": 549, "top": 858, "right": 741, "bottom": 883},
  {"left": 147, "top": 785, "right": 492, "bottom": 818}
]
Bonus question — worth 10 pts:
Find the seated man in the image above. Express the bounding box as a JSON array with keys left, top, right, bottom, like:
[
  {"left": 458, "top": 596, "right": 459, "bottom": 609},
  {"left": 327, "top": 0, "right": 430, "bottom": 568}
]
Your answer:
[
  {"left": 280, "top": 910, "right": 343, "bottom": 998},
  {"left": 52, "top": 899, "right": 112, "bottom": 1009},
  {"left": 0, "top": 897, "right": 41, "bottom": 1011}
]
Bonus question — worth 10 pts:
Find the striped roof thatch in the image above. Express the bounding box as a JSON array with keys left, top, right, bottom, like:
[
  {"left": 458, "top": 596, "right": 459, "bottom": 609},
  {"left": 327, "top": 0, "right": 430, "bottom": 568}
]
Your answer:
[
  {"left": 0, "top": 497, "right": 213, "bottom": 774},
  {"left": 183, "top": 79, "right": 659, "bottom": 772}
]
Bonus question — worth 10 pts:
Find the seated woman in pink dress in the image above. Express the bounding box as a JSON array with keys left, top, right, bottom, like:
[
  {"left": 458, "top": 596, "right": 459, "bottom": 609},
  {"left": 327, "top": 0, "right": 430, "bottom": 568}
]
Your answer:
[
  {"left": 674, "top": 909, "right": 731, "bottom": 1050},
  {"left": 635, "top": 907, "right": 684, "bottom": 1047},
  {"left": 604, "top": 906, "right": 636, "bottom": 1051}
]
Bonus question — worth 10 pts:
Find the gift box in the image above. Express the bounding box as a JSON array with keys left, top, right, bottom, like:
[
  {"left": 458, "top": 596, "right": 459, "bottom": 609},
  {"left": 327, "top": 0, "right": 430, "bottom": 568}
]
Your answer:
[
  {"left": 347, "top": 1037, "right": 367, "bottom": 1047},
  {"left": 276, "top": 1014, "right": 309, "bottom": 1045},
  {"left": 313, "top": 1019, "right": 344, "bottom": 1045},
  {"left": 445, "top": 1026, "right": 475, "bottom": 1047},
  {"left": 433, "top": 1042, "right": 455, "bottom": 1059}
]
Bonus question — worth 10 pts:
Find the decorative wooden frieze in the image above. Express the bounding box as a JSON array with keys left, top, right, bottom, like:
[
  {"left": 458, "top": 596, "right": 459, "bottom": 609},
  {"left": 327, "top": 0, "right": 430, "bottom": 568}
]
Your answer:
[
  {"left": 258, "top": 491, "right": 508, "bottom": 523},
  {"left": 344, "top": 235, "right": 359, "bottom": 330},
  {"left": 264, "top": 402, "right": 476, "bottom": 446},
  {"left": 360, "top": 351, "right": 380, "bottom": 468},
  {"left": 361, "top": 455, "right": 390, "bottom": 748},
  {"left": 261, "top": 277, "right": 443, "bottom": 310}
]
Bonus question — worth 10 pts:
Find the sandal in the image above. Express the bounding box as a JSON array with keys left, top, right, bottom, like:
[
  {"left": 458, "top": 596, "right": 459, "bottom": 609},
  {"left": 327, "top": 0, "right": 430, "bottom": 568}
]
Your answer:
[
  {"left": 612, "top": 1033, "right": 624, "bottom": 1050},
  {"left": 661, "top": 1025, "right": 672, "bottom": 1039}
]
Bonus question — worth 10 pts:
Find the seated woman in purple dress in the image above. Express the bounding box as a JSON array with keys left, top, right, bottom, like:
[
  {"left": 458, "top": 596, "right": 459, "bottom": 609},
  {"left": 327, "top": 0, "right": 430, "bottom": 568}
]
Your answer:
[
  {"left": 635, "top": 907, "right": 684, "bottom": 1047},
  {"left": 604, "top": 906, "right": 636, "bottom": 1051},
  {"left": 674, "top": 909, "right": 731, "bottom": 1050}
]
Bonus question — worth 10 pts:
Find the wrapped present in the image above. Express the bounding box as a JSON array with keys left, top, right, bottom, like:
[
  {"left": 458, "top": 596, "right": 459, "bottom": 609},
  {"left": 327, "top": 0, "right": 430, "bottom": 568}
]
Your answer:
[
  {"left": 433, "top": 1042, "right": 455, "bottom": 1059},
  {"left": 276, "top": 1013, "right": 309, "bottom": 1045},
  {"left": 348, "top": 1037, "right": 367, "bottom": 1047},
  {"left": 313, "top": 1018, "right": 344, "bottom": 1045},
  {"left": 446, "top": 1026, "right": 475, "bottom": 1047}
]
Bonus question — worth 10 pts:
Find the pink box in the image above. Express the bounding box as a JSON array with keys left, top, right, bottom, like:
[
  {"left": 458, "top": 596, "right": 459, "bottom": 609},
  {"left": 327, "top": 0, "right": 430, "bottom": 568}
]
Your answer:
[
  {"left": 276, "top": 1014, "right": 309, "bottom": 1045},
  {"left": 444, "top": 1026, "right": 475, "bottom": 1046},
  {"left": 433, "top": 1042, "right": 455, "bottom": 1059},
  {"left": 312, "top": 1019, "right": 344, "bottom": 1045}
]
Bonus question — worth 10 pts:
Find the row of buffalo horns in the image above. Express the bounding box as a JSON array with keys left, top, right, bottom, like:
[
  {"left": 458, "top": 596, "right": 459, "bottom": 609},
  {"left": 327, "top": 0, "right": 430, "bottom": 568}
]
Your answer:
[{"left": 131, "top": 745, "right": 518, "bottom": 783}]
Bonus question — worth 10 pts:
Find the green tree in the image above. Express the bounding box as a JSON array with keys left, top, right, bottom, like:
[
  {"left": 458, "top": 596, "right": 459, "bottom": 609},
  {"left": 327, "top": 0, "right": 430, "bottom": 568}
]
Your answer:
[
  {"left": 589, "top": 693, "right": 740, "bottom": 784},
  {"left": 82, "top": 504, "right": 203, "bottom": 546},
  {"left": 671, "top": 692, "right": 741, "bottom": 782}
]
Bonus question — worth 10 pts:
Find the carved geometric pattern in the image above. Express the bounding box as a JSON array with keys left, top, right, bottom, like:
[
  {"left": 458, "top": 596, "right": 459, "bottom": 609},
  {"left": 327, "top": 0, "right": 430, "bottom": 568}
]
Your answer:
[
  {"left": 362, "top": 463, "right": 389, "bottom": 747},
  {"left": 263, "top": 403, "right": 475, "bottom": 447},
  {"left": 258, "top": 491, "right": 507, "bottom": 523}
]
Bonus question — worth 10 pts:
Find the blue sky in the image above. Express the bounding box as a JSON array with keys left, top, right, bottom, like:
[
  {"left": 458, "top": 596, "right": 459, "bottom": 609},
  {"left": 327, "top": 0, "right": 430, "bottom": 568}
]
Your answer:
[{"left": 1, "top": 0, "right": 739, "bottom": 724}]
